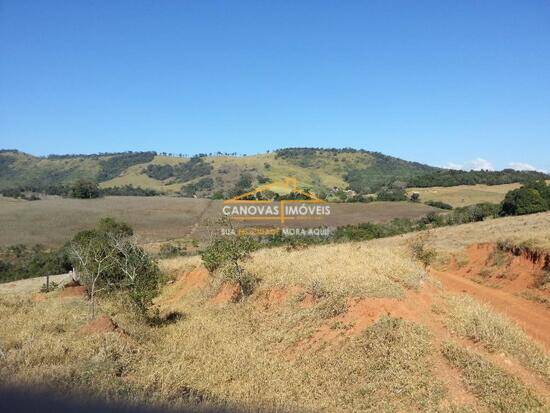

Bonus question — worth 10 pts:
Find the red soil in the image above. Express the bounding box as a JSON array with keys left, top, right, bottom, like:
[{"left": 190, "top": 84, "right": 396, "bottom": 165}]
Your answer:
[
  {"left": 59, "top": 285, "right": 87, "bottom": 299},
  {"left": 451, "top": 243, "right": 549, "bottom": 294},
  {"left": 256, "top": 288, "right": 290, "bottom": 309},
  {"left": 299, "top": 292, "right": 317, "bottom": 309},
  {"left": 431, "top": 243, "right": 550, "bottom": 349},
  {"left": 79, "top": 315, "right": 119, "bottom": 335},
  {"left": 211, "top": 283, "right": 241, "bottom": 304},
  {"left": 159, "top": 266, "right": 210, "bottom": 306},
  {"left": 297, "top": 283, "right": 441, "bottom": 351}
]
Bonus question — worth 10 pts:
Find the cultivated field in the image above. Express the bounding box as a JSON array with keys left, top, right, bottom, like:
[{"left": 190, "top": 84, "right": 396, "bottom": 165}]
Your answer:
[
  {"left": 1, "top": 213, "right": 549, "bottom": 411},
  {"left": 407, "top": 183, "right": 522, "bottom": 207},
  {"left": 0, "top": 196, "right": 437, "bottom": 247}
]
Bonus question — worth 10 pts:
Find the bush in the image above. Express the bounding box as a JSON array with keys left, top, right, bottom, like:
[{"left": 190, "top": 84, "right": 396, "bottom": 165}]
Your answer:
[
  {"left": 449, "top": 203, "right": 500, "bottom": 224},
  {"left": 69, "top": 218, "right": 160, "bottom": 319},
  {"left": 219, "top": 264, "right": 259, "bottom": 297},
  {"left": 159, "top": 243, "right": 185, "bottom": 257},
  {"left": 200, "top": 236, "right": 257, "bottom": 273},
  {"left": 409, "top": 233, "right": 436, "bottom": 267},
  {"left": 425, "top": 200, "right": 453, "bottom": 210},
  {"left": 201, "top": 235, "right": 259, "bottom": 299},
  {"left": 500, "top": 186, "right": 548, "bottom": 216},
  {"left": 376, "top": 188, "right": 407, "bottom": 201},
  {"left": 70, "top": 179, "right": 101, "bottom": 199}
]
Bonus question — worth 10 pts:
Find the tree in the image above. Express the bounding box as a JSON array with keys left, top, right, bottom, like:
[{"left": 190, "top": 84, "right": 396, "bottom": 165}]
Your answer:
[
  {"left": 70, "top": 229, "right": 118, "bottom": 318},
  {"left": 71, "top": 179, "right": 101, "bottom": 199},
  {"left": 70, "top": 218, "right": 160, "bottom": 319},
  {"left": 500, "top": 187, "right": 548, "bottom": 216}
]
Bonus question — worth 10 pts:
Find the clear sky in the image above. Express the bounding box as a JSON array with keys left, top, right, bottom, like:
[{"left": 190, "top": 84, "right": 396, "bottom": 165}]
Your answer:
[{"left": 1, "top": 1, "right": 549, "bottom": 172}]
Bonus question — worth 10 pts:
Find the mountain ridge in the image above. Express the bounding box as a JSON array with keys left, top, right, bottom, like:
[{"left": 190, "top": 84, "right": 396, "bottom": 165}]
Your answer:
[{"left": 0, "top": 148, "right": 547, "bottom": 197}]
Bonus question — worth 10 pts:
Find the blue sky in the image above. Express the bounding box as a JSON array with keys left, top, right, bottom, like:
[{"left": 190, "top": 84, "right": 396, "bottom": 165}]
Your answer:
[{"left": 1, "top": 1, "right": 549, "bottom": 172}]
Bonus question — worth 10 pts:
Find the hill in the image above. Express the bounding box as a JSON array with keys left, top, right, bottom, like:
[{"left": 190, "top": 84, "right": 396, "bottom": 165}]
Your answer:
[
  {"left": 1, "top": 213, "right": 549, "bottom": 411},
  {"left": 2, "top": 148, "right": 547, "bottom": 198}
]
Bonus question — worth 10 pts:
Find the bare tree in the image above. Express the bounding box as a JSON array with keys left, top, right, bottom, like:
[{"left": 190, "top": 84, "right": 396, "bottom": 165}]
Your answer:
[{"left": 70, "top": 238, "right": 117, "bottom": 318}]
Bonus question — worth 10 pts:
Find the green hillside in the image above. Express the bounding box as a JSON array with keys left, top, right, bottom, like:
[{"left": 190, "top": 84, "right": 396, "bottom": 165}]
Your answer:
[
  {"left": 0, "top": 150, "right": 156, "bottom": 190},
  {"left": 0, "top": 148, "right": 547, "bottom": 198}
]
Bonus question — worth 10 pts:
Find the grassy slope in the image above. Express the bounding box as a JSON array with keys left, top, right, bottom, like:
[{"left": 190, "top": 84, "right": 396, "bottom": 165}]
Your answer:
[
  {"left": 0, "top": 151, "right": 102, "bottom": 189},
  {"left": 102, "top": 152, "right": 366, "bottom": 194},
  {"left": 1, "top": 213, "right": 549, "bottom": 411}
]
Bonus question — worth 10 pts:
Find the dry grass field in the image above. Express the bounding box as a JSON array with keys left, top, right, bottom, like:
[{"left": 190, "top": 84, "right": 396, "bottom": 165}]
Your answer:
[
  {"left": 1, "top": 213, "right": 549, "bottom": 411},
  {"left": 406, "top": 183, "right": 523, "bottom": 207},
  {"left": 0, "top": 196, "right": 437, "bottom": 248}
]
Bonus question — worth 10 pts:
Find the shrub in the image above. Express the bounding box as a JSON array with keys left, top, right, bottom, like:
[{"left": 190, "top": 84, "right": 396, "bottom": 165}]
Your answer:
[
  {"left": 40, "top": 281, "right": 59, "bottom": 293},
  {"left": 201, "top": 235, "right": 259, "bottom": 299},
  {"left": 200, "top": 236, "right": 257, "bottom": 273},
  {"left": 159, "top": 243, "right": 185, "bottom": 257},
  {"left": 69, "top": 218, "right": 160, "bottom": 319},
  {"left": 450, "top": 203, "right": 500, "bottom": 224},
  {"left": 425, "top": 200, "right": 453, "bottom": 210},
  {"left": 409, "top": 233, "right": 436, "bottom": 267},
  {"left": 500, "top": 186, "right": 548, "bottom": 216},
  {"left": 70, "top": 179, "right": 101, "bottom": 199},
  {"left": 376, "top": 188, "right": 408, "bottom": 201},
  {"left": 219, "top": 264, "right": 259, "bottom": 298}
]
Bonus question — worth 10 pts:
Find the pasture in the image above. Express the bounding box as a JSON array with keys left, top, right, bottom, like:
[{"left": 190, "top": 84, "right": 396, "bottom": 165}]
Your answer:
[
  {"left": 407, "top": 183, "right": 522, "bottom": 207},
  {"left": 0, "top": 196, "right": 437, "bottom": 247}
]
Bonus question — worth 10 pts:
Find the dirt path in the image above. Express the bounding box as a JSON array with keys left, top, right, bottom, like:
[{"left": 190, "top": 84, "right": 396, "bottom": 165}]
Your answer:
[
  {"left": 430, "top": 267, "right": 550, "bottom": 349},
  {"left": 0, "top": 273, "right": 70, "bottom": 295}
]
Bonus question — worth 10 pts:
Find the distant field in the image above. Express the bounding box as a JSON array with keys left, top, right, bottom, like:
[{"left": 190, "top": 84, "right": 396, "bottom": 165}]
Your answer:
[
  {"left": 407, "top": 183, "right": 522, "bottom": 207},
  {"left": 0, "top": 196, "right": 437, "bottom": 247}
]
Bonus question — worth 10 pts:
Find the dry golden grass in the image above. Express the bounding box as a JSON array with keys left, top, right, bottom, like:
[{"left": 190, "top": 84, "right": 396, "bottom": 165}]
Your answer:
[
  {"left": 442, "top": 342, "right": 544, "bottom": 412},
  {"left": 0, "top": 196, "right": 436, "bottom": 248},
  {"left": 2, "top": 213, "right": 550, "bottom": 411},
  {"left": 243, "top": 242, "right": 428, "bottom": 298},
  {"left": 0, "top": 196, "right": 216, "bottom": 247},
  {"left": 445, "top": 294, "right": 550, "bottom": 382},
  {"left": 371, "top": 212, "right": 550, "bottom": 261}
]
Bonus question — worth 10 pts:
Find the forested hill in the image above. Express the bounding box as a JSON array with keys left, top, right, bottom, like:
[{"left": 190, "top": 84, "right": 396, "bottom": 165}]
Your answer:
[{"left": 0, "top": 148, "right": 547, "bottom": 198}]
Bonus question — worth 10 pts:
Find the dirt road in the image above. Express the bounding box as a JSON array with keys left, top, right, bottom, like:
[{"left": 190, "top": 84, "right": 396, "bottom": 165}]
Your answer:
[{"left": 430, "top": 267, "right": 550, "bottom": 350}]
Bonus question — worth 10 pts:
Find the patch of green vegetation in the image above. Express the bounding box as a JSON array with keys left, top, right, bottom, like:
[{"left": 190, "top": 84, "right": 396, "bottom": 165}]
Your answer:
[
  {"left": 97, "top": 152, "right": 156, "bottom": 181},
  {"left": 0, "top": 150, "right": 155, "bottom": 190},
  {"left": 425, "top": 200, "right": 454, "bottom": 210},
  {"left": 409, "top": 169, "right": 548, "bottom": 188},
  {"left": 181, "top": 177, "right": 214, "bottom": 197},
  {"left": 500, "top": 181, "right": 550, "bottom": 216},
  {"left": 0, "top": 244, "right": 72, "bottom": 283}
]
